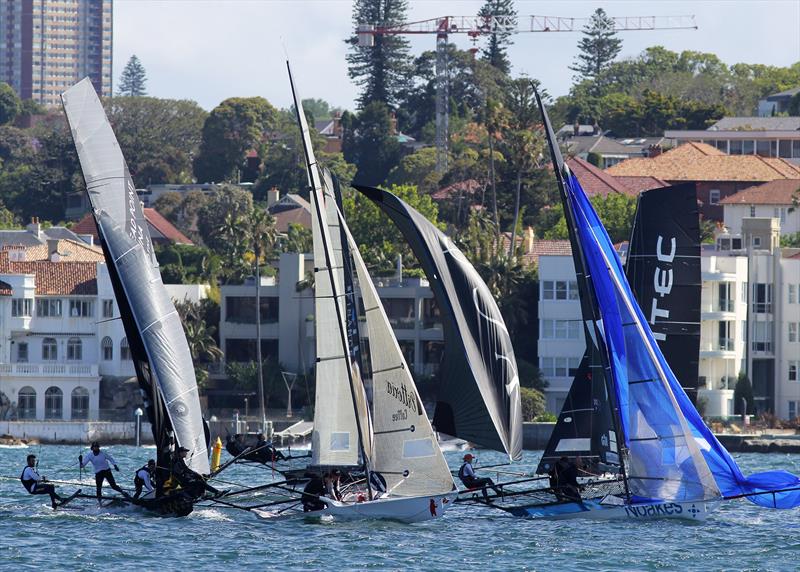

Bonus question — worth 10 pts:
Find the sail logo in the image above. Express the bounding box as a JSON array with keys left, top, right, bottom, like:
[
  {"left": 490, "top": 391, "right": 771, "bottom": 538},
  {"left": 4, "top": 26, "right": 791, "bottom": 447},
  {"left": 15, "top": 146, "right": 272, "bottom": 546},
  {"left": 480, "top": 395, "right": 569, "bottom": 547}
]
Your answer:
[
  {"left": 624, "top": 502, "right": 683, "bottom": 518},
  {"left": 127, "top": 179, "right": 151, "bottom": 256},
  {"left": 386, "top": 380, "right": 419, "bottom": 417},
  {"left": 649, "top": 235, "right": 676, "bottom": 341}
]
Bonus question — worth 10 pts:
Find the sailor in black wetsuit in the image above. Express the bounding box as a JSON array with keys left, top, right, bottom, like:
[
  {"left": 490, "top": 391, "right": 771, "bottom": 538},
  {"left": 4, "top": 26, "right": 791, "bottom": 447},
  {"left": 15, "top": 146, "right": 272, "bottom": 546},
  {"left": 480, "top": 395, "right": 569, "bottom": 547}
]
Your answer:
[
  {"left": 133, "top": 459, "right": 156, "bottom": 499},
  {"left": 171, "top": 446, "right": 223, "bottom": 498},
  {"left": 302, "top": 472, "right": 326, "bottom": 512},
  {"left": 255, "top": 433, "right": 286, "bottom": 462},
  {"left": 20, "top": 454, "right": 63, "bottom": 509},
  {"left": 552, "top": 456, "right": 582, "bottom": 502}
]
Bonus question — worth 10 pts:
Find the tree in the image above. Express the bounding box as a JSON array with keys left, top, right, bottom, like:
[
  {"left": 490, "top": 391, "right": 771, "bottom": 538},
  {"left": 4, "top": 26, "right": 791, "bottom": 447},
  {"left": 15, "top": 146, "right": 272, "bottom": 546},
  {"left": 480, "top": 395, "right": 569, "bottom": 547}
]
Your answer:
[
  {"left": 477, "top": 0, "right": 517, "bottom": 75},
  {"left": 544, "top": 192, "right": 637, "bottom": 244},
  {"left": 788, "top": 92, "right": 800, "bottom": 116},
  {"left": 346, "top": 0, "right": 411, "bottom": 107},
  {"left": 197, "top": 187, "right": 254, "bottom": 254},
  {"left": 0, "top": 83, "right": 21, "bottom": 125},
  {"left": 175, "top": 299, "right": 223, "bottom": 389},
  {"left": 342, "top": 101, "right": 402, "bottom": 185},
  {"left": 193, "top": 97, "right": 277, "bottom": 184},
  {"left": 733, "top": 371, "right": 754, "bottom": 416},
  {"left": 283, "top": 222, "right": 312, "bottom": 254},
  {"left": 118, "top": 55, "right": 147, "bottom": 97},
  {"left": 0, "top": 201, "right": 18, "bottom": 229},
  {"left": 386, "top": 146, "right": 440, "bottom": 193},
  {"left": 569, "top": 8, "right": 622, "bottom": 82},
  {"left": 520, "top": 387, "right": 546, "bottom": 421}
]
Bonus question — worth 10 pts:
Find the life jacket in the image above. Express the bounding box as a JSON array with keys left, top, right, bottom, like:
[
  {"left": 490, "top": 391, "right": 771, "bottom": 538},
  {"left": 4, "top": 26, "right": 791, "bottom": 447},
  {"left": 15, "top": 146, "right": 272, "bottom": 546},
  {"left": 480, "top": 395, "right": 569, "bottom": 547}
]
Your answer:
[
  {"left": 458, "top": 462, "right": 472, "bottom": 483},
  {"left": 20, "top": 467, "right": 36, "bottom": 493},
  {"left": 133, "top": 465, "right": 151, "bottom": 486}
]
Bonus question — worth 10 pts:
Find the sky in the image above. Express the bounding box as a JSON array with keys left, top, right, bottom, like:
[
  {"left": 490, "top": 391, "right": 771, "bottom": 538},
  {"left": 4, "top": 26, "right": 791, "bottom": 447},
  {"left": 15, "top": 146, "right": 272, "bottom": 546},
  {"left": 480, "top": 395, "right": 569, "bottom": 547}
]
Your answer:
[{"left": 113, "top": 0, "right": 800, "bottom": 111}]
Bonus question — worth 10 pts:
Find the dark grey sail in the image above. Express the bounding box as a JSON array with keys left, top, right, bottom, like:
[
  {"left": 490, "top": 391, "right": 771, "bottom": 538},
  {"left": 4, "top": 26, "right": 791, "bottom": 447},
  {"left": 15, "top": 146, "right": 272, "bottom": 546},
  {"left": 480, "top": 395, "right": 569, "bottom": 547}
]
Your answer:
[
  {"left": 355, "top": 185, "right": 522, "bottom": 461},
  {"left": 62, "top": 78, "right": 209, "bottom": 474},
  {"left": 625, "top": 183, "right": 701, "bottom": 403}
]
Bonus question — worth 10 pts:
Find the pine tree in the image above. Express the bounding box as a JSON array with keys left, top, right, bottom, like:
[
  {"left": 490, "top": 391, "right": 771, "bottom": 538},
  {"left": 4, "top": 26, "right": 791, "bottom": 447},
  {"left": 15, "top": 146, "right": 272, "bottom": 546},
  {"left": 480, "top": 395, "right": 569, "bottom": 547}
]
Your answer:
[
  {"left": 569, "top": 8, "right": 622, "bottom": 81},
  {"left": 477, "top": 0, "right": 517, "bottom": 75},
  {"left": 118, "top": 55, "right": 147, "bottom": 97},
  {"left": 346, "top": 0, "right": 410, "bottom": 108}
]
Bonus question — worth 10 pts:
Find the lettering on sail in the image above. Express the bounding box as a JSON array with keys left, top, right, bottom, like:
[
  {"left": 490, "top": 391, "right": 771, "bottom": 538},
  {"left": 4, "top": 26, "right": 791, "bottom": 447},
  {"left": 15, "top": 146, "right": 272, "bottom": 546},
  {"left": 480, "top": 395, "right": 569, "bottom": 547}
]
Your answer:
[
  {"left": 387, "top": 380, "right": 418, "bottom": 421},
  {"left": 649, "top": 235, "right": 675, "bottom": 341},
  {"left": 127, "top": 178, "right": 151, "bottom": 257}
]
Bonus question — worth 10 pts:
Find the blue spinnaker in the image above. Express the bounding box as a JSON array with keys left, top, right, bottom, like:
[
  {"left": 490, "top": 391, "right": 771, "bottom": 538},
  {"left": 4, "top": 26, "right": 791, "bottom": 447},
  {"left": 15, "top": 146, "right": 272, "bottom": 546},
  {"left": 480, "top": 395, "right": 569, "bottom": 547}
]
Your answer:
[{"left": 562, "top": 169, "right": 800, "bottom": 508}]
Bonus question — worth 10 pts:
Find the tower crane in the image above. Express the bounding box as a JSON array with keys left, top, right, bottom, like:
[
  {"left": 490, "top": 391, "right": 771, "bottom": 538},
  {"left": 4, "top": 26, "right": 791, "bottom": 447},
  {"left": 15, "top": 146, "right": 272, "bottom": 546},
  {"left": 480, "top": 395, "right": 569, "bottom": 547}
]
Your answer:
[{"left": 357, "top": 14, "right": 698, "bottom": 171}]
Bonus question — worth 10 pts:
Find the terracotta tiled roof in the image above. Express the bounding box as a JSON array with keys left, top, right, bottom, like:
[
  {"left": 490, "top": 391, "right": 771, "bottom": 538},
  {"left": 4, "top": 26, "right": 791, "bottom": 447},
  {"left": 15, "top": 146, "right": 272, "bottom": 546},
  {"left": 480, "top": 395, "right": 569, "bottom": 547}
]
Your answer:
[
  {"left": 0, "top": 251, "right": 97, "bottom": 295},
  {"left": 614, "top": 176, "right": 669, "bottom": 194},
  {"left": 521, "top": 240, "right": 573, "bottom": 266},
  {"left": 607, "top": 142, "right": 800, "bottom": 182},
  {"left": 567, "top": 157, "right": 636, "bottom": 197},
  {"left": 432, "top": 179, "right": 483, "bottom": 200},
  {"left": 719, "top": 180, "right": 800, "bottom": 205},
  {"left": 272, "top": 208, "right": 312, "bottom": 233},
  {"left": 73, "top": 210, "right": 193, "bottom": 245},
  {"left": 19, "top": 239, "right": 105, "bottom": 262}
]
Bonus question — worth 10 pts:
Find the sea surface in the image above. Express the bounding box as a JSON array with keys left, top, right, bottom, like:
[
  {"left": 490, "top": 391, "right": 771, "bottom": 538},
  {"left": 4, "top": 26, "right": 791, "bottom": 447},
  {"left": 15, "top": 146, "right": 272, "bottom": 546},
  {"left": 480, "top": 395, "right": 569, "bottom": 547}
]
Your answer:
[{"left": 1, "top": 445, "right": 799, "bottom": 571}]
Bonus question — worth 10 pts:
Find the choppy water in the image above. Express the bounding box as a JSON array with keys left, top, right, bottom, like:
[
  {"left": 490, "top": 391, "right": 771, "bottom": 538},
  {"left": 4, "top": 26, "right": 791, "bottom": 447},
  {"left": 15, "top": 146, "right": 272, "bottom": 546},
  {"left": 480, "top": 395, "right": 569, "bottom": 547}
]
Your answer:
[{"left": 2, "top": 445, "right": 800, "bottom": 571}]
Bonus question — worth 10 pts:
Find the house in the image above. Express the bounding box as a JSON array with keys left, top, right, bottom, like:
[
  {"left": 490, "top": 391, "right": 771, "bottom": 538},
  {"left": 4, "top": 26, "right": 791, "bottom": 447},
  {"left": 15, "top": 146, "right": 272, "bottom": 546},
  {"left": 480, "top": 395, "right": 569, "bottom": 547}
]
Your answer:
[
  {"left": 563, "top": 135, "right": 668, "bottom": 169},
  {"left": 566, "top": 157, "right": 666, "bottom": 197},
  {"left": 0, "top": 219, "right": 89, "bottom": 250},
  {"left": 719, "top": 179, "right": 800, "bottom": 235},
  {"left": 758, "top": 87, "right": 800, "bottom": 117},
  {"left": 665, "top": 116, "right": 800, "bottom": 165},
  {"left": 266, "top": 190, "right": 312, "bottom": 234},
  {"left": 315, "top": 112, "right": 344, "bottom": 154},
  {"left": 606, "top": 142, "right": 800, "bottom": 221},
  {"left": 72, "top": 209, "right": 194, "bottom": 246}
]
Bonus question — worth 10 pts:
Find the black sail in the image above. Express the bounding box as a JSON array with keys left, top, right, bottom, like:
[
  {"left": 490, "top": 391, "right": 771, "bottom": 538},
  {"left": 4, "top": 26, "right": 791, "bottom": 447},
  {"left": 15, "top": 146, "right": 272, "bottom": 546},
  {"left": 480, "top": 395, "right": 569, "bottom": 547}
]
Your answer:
[
  {"left": 354, "top": 185, "right": 522, "bottom": 460},
  {"left": 625, "top": 183, "right": 701, "bottom": 403}
]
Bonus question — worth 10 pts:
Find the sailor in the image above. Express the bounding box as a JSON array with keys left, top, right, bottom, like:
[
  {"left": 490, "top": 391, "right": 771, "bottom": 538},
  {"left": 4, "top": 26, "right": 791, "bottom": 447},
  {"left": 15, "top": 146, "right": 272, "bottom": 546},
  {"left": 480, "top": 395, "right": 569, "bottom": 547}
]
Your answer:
[
  {"left": 324, "top": 469, "right": 343, "bottom": 501},
  {"left": 255, "top": 433, "right": 286, "bottom": 462},
  {"left": 133, "top": 459, "right": 156, "bottom": 499},
  {"left": 369, "top": 471, "right": 388, "bottom": 494},
  {"left": 301, "top": 472, "right": 326, "bottom": 512},
  {"left": 552, "top": 456, "right": 582, "bottom": 502},
  {"left": 171, "top": 446, "right": 223, "bottom": 498},
  {"left": 20, "top": 454, "right": 63, "bottom": 509},
  {"left": 458, "top": 453, "right": 500, "bottom": 502},
  {"left": 79, "top": 441, "right": 129, "bottom": 501}
]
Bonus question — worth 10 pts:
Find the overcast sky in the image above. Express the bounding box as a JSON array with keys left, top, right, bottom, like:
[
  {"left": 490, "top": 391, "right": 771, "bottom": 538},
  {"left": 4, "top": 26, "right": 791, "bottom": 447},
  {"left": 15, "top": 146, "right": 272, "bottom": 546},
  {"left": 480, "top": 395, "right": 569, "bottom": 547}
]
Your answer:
[{"left": 113, "top": 0, "right": 800, "bottom": 111}]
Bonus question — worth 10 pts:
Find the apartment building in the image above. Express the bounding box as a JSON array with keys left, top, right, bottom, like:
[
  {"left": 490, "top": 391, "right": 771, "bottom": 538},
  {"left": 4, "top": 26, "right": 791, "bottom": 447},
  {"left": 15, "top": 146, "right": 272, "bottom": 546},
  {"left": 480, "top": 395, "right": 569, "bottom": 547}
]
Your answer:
[
  {"left": 0, "top": 0, "right": 113, "bottom": 106},
  {"left": 217, "top": 253, "right": 444, "bottom": 380}
]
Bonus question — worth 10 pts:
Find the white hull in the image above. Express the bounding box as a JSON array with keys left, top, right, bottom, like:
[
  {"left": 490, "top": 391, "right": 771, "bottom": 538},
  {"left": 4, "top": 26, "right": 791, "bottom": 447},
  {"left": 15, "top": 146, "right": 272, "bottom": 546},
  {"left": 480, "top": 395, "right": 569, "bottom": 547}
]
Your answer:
[
  {"left": 317, "top": 491, "right": 457, "bottom": 523},
  {"left": 513, "top": 497, "right": 720, "bottom": 522}
]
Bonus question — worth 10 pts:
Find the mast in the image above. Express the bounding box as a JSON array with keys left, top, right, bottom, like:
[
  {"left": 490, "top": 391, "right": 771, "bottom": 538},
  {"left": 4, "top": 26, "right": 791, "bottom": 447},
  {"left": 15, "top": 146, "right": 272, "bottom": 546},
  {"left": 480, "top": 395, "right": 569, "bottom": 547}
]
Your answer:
[
  {"left": 287, "top": 62, "right": 373, "bottom": 499},
  {"left": 535, "top": 89, "right": 631, "bottom": 498},
  {"left": 255, "top": 243, "right": 266, "bottom": 432}
]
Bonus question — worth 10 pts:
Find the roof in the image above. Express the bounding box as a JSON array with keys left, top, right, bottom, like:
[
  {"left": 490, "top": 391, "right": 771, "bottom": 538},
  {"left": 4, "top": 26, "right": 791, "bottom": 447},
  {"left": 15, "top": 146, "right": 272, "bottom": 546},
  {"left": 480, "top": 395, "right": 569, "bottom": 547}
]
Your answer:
[
  {"left": 432, "top": 179, "right": 482, "bottom": 200},
  {"left": 564, "top": 135, "right": 666, "bottom": 158},
  {"left": 0, "top": 279, "right": 11, "bottom": 296},
  {"left": 73, "top": 210, "right": 193, "bottom": 245},
  {"left": 614, "top": 176, "right": 669, "bottom": 194},
  {"left": 567, "top": 157, "right": 637, "bottom": 197},
  {"left": 17, "top": 239, "right": 105, "bottom": 263},
  {"left": 708, "top": 117, "right": 800, "bottom": 131},
  {"left": 268, "top": 193, "right": 312, "bottom": 233},
  {"left": 0, "top": 226, "right": 82, "bottom": 249},
  {"left": 0, "top": 251, "right": 97, "bottom": 295},
  {"left": 606, "top": 142, "right": 800, "bottom": 182},
  {"left": 521, "top": 240, "right": 573, "bottom": 266},
  {"left": 719, "top": 179, "right": 800, "bottom": 206},
  {"left": 766, "top": 87, "right": 800, "bottom": 100}
]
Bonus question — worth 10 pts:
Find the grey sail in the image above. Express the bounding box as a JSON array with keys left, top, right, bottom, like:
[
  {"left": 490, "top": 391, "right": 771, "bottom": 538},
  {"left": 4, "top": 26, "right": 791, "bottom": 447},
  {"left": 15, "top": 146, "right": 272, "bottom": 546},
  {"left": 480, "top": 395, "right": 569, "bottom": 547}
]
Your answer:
[
  {"left": 62, "top": 78, "right": 209, "bottom": 474},
  {"left": 355, "top": 185, "right": 522, "bottom": 460}
]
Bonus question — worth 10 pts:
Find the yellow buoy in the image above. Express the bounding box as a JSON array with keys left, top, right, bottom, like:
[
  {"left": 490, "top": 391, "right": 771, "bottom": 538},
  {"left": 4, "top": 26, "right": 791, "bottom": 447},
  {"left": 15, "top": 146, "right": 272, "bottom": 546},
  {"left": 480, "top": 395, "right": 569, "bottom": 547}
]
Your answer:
[{"left": 211, "top": 436, "right": 223, "bottom": 472}]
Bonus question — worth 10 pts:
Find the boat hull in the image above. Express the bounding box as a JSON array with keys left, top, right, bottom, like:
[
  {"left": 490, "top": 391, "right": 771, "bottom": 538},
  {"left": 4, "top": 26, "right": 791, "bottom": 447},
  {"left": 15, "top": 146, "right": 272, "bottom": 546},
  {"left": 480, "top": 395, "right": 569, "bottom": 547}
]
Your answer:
[
  {"left": 316, "top": 492, "right": 457, "bottom": 523},
  {"left": 509, "top": 497, "right": 718, "bottom": 521}
]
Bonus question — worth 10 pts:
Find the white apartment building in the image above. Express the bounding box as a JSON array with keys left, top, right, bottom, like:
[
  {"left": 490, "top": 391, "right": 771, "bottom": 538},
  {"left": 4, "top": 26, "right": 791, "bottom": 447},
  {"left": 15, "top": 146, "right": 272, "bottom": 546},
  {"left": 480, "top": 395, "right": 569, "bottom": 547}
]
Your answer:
[
  {"left": 538, "top": 217, "right": 800, "bottom": 420},
  {"left": 218, "top": 253, "right": 444, "bottom": 379}
]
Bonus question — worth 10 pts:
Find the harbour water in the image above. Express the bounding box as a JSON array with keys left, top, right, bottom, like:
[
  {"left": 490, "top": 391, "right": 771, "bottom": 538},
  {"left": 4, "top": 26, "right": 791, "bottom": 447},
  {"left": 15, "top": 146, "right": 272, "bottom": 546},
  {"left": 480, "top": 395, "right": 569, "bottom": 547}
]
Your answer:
[{"left": 2, "top": 445, "right": 799, "bottom": 571}]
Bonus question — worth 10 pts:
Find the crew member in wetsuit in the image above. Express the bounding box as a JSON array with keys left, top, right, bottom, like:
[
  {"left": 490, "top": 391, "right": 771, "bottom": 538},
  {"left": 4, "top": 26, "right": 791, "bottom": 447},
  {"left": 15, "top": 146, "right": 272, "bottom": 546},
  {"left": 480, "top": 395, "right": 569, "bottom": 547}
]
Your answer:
[
  {"left": 133, "top": 459, "right": 156, "bottom": 499},
  {"left": 171, "top": 446, "right": 223, "bottom": 498},
  {"left": 458, "top": 453, "right": 501, "bottom": 502},
  {"left": 324, "top": 470, "right": 343, "bottom": 501},
  {"left": 79, "top": 441, "right": 129, "bottom": 502},
  {"left": 302, "top": 472, "right": 326, "bottom": 512},
  {"left": 20, "top": 454, "right": 64, "bottom": 509},
  {"left": 255, "top": 433, "right": 286, "bottom": 462},
  {"left": 552, "top": 456, "right": 582, "bottom": 501}
]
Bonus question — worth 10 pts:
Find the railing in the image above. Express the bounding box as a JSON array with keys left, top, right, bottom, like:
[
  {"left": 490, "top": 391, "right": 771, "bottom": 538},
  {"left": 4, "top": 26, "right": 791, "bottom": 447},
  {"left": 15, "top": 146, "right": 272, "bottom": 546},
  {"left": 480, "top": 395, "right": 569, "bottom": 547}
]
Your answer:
[
  {"left": 718, "top": 299, "right": 735, "bottom": 312},
  {"left": 0, "top": 363, "right": 99, "bottom": 377},
  {"left": 718, "top": 338, "right": 735, "bottom": 351}
]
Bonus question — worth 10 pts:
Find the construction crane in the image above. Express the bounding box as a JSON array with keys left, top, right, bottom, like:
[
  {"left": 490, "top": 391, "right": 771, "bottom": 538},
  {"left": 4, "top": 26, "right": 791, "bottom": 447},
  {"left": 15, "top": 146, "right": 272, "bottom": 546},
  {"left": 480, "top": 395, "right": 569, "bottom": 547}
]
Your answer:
[{"left": 357, "top": 14, "right": 698, "bottom": 172}]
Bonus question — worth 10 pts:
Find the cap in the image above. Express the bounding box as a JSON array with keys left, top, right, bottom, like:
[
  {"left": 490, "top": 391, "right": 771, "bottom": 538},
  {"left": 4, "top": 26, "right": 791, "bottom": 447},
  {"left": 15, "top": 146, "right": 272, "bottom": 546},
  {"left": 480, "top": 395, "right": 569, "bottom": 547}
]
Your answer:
[{"left": 463, "top": 453, "right": 474, "bottom": 461}]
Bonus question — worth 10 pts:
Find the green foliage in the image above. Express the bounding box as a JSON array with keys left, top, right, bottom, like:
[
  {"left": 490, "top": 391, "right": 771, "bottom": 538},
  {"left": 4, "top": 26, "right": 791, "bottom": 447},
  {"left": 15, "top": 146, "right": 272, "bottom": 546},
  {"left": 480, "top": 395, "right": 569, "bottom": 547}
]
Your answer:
[
  {"left": 0, "top": 201, "right": 19, "bottom": 229},
  {"left": 194, "top": 97, "right": 277, "bottom": 183},
  {"left": 118, "top": 55, "right": 147, "bottom": 96},
  {"left": 520, "top": 387, "right": 546, "bottom": 422},
  {"left": 386, "top": 146, "right": 440, "bottom": 193},
  {"left": 570, "top": 8, "right": 622, "bottom": 82},
  {"left": 283, "top": 222, "right": 312, "bottom": 254},
  {"left": 535, "top": 411, "right": 558, "bottom": 423},
  {"left": 517, "top": 359, "right": 548, "bottom": 392},
  {"left": 789, "top": 92, "right": 800, "bottom": 116},
  {"left": 342, "top": 101, "right": 403, "bottom": 185},
  {"left": 346, "top": 0, "right": 411, "bottom": 108},
  {"left": 781, "top": 232, "right": 800, "bottom": 248},
  {"left": 587, "top": 151, "right": 602, "bottom": 167},
  {"left": 733, "top": 371, "right": 754, "bottom": 415},
  {"left": 477, "top": 0, "right": 517, "bottom": 75},
  {"left": 225, "top": 358, "right": 284, "bottom": 406},
  {"left": 0, "top": 83, "right": 21, "bottom": 125},
  {"left": 544, "top": 192, "right": 637, "bottom": 244}
]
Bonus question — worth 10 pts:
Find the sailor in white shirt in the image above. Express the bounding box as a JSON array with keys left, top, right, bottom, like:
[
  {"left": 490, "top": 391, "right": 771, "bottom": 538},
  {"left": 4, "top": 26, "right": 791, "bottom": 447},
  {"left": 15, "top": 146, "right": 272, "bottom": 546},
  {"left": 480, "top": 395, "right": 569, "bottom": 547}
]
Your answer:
[
  {"left": 20, "top": 454, "right": 63, "bottom": 508},
  {"left": 79, "top": 441, "right": 129, "bottom": 501},
  {"left": 133, "top": 459, "right": 156, "bottom": 499}
]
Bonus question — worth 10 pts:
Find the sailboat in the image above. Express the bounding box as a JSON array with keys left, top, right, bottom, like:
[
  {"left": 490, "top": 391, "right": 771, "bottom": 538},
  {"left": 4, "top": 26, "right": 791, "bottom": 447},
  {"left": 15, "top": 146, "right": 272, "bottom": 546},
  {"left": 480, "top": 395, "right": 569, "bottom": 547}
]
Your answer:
[
  {"left": 287, "top": 63, "right": 456, "bottom": 522},
  {"left": 501, "top": 88, "right": 800, "bottom": 521},
  {"left": 61, "top": 79, "right": 211, "bottom": 516}
]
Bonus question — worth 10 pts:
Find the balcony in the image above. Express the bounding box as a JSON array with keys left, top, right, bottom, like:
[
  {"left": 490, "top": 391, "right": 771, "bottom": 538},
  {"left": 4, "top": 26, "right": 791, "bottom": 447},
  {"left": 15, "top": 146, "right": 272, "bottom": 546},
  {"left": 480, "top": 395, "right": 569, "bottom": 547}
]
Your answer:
[
  {"left": 699, "top": 342, "right": 736, "bottom": 359},
  {"left": 0, "top": 363, "right": 99, "bottom": 378}
]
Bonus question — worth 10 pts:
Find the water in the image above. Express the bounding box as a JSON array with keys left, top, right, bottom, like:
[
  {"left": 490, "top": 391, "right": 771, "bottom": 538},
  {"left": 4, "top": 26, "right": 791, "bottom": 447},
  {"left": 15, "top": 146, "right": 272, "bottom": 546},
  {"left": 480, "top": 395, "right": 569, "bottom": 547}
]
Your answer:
[{"left": 2, "top": 445, "right": 799, "bottom": 571}]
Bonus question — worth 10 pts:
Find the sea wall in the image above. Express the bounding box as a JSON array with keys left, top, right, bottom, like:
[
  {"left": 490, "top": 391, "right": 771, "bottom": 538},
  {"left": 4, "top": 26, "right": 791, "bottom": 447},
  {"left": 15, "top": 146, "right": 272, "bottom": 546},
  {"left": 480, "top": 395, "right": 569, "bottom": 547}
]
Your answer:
[
  {"left": 522, "top": 422, "right": 554, "bottom": 450},
  {"left": 0, "top": 421, "right": 154, "bottom": 444}
]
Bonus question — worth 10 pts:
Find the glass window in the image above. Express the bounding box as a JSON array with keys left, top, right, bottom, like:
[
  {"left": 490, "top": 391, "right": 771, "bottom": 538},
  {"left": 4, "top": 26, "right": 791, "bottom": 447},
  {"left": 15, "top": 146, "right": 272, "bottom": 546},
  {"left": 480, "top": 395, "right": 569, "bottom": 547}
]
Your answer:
[
  {"left": 101, "top": 336, "right": 113, "bottom": 360},
  {"left": 540, "top": 357, "right": 554, "bottom": 377},
  {"left": 42, "top": 337, "right": 57, "bottom": 361},
  {"left": 718, "top": 283, "right": 733, "bottom": 311},
  {"left": 756, "top": 140, "right": 771, "bottom": 157},
  {"left": 69, "top": 299, "right": 93, "bottom": 317},
  {"left": 790, "top": 361, "right": 799, "bottom": 382},
  {"left": 754, "top": 284, "right": 772, "bottom": 313},
  {"left": 779, "top": 140, "right": 792, "bottom": 158},
  {"left": 121, "top": 337, "right": 131, "bottom": 360},
  {"left": 742, "top": 140, "right": 754, "bottom": 154},
  {"left": 789, "top": 285, "right": 796, "bottom": 304},
  {"left": 384, "top": 298, "right": 415, "bottom": 329},
  {"left": 17, "top": 342, "right": 28, "bottom": 363},
  {"left": 742, "top": 282, "right": 748, "bottom": 303},
  {"left": 792, "top": 140, "right": 800, "bottom": 158},
  {"left": 709, "top": 190, "right": 720, "bottom": 205},
  {"left": 718, "top": 321, "right": 734, "bottom": 350},
  {"left": 102, "top": 299, "right": 114, "bottom": 318},
  {"left": 44, "top": 387, "right": 63, "bottom": 420},
  {"left": 790, "top": 401, "right": 798, "bottom": 420},
  {"left": 542, "top": 281, "right": 554, "bottom": 300},
  {"left": 422, "top": 298, "right": 441, "bottom": 330},
  {"left": 555, "top": 281, "right": 568, "bottom": 300},
  {"left": 71, "top": 387, "right": 89, "bottom": 420},
  {"left": 18, "top": 387, "right": 36, "bottom": 420},
  {"left": 753, "top": 321, "right": 773, "bottom": 352},
  {"left": 568, "top": 281, "right": 579, "bottom": 300},
  {"left": 750, "top": 206, "right": 756, "bottom": 217},
  {"left": 67, "top": 337, "right": 82, "bottom": 360},
  {"left": 729, "top": 140, "right": 743, "bottom": 154},
  {"left": 11, "top": 299, "right": 33, "bottom": 317},
  {"left": 36, "top": 299, "right": 62, "bottom": 317}
]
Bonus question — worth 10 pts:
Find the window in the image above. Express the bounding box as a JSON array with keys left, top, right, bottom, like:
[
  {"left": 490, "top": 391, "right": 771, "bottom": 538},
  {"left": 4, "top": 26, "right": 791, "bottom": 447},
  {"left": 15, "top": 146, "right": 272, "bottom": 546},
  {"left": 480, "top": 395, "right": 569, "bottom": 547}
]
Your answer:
[
  {"left": 779, "top": 140, "right": 793, "bottom": 159},
  {"left": 71, "top": 387, "right": 89, "bottom": 420},
  {"left": 756, "top": 140, "right": 772, "bottom": 157},
  {"left": 36, "top": 299, "right": 62, "bottom": 317},
  {"left": 67, "top": 337, "right": 82, "bottom": 360},
  {"left": 542, "top": 280, "right": 578, "bottom": 301},
  {"left": 790, "top": 323, "right": 798, "bottom": 343},
  {"left": 790, "top": 361, "right": 799, "bottom": 382},
  {"left": 753, "top": 321, "right": 773, "bottom": 352},
  {"left": 750, "top": 206, "right": 756, "bottom": 217},
  {"left": 718, "top": 283, "right": 734, "bottom": 312},
  {"left": 709, "top": 190, "right": 720, "bottom": 205},
  {"left": 101, "top": 336, "right": 113, "bottom": 361},
  {"left": 224, "top": 296, "right": 279, "bottom": 324},
  {"left": 793, "top": 140, "right": 800, "bottom": 158},
  {"left": 754, "top": 284, "right": 772, "bottom": 313},
  {"left": 11, "top": 299, "right": 32, "bottom": 317},
  {"left": 44, "top": 387, "right": 63, "bottom": 420},
  {"left": 742, "top": 282, "right": 748, "bottom": 303},
  {"left": 743, "top": 140, "right": 755, "bottom": 155},
  {"left": 541, "top": 319, "right": 581, "bottom": 339},
  {"left": 741, "top": 320, "right": 747, "bottom": 342},
  {"left": 790, "top": 285, "right": 797, "bottom": 304},
  {"left": 17, "top": 342, "right": 28, "bottom": 363},
  {"left": 120, "top": 337, "right": 131, "bottom": 360},
  {"left": 18, "top": 387, "right": 36, "bottom": 420},
  {"left": 730, "top": 140, "right": 743, "bottom": 155},
  {"left": 718, "top": 321, "right": 734, "bottom": 351},
  {"left": 102, "top": 299, "right": 114, "bottom": 318},
  {"left": 540, "top": 356, "right": 581, "bottom": 378},
  {"left": 42, "top": 337, "right": 57, "bottom": 361},
  {"left": 69, "top": 299, "right": 93, "bottom": 317},
  {"left": 384, "top": 298, "right": 415, "bottom": 329}
]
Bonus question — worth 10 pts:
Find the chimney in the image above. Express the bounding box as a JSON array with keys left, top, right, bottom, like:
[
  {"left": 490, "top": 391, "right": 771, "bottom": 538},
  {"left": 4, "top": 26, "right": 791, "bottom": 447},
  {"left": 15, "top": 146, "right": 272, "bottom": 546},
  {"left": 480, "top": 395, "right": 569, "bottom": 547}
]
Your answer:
[
  {"left": 648, "top": 144, "right": 663, "bottom": 158},
  {"left": 266, "top": 187, "right": 280, "bottom": 208},
  {"left": 332, "top": 111, "right": 343, "bottom": 138},
  {"left": 26, "top": 217, "right": 41, "bottom": 238},
  {"left": 573, "top": 119, "right": 580, "bottom": 137},
  {"left": 47, "top": 239, "right": 60, "bottom": 262},
  {"left": 592, "top": 121, "right": 600, "bottom": 136},
  {"left": 524, "top": 226, "right": 535, "bottom": 254}
]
